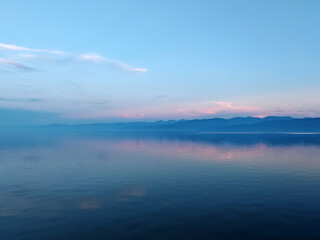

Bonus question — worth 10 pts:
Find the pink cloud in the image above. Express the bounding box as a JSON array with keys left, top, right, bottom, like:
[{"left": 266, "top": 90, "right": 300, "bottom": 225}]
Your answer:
[{"left": 172, "top": 101, "right": 261, "bottom": 118}]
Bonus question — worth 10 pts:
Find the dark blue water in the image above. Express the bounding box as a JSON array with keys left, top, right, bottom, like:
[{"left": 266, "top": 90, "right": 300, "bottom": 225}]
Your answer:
[{"left": 1, "top": 130, "right": 320, "bottom": 240}]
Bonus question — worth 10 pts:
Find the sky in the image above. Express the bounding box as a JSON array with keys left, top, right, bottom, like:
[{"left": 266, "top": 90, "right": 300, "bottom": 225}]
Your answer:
[{"left": 0, "top": 0, "right": 320, "bottom": 126}]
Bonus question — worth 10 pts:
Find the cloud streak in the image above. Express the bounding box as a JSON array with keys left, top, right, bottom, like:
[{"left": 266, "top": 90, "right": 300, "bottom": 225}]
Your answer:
[
  {"left": 0, "top": 43, "right": 65, "bottom": 54},
  {"left": 0, "top": 58, "right": 38, "bottom": 71},
  {"left": 79, "top": 54, "right": 147, "bottom": 73},
  {"left": 0, "top": 43, "right": 147, "bottom": 73},
  {"left": 0, "top": 97, "right": 43, "bottom": 103}
]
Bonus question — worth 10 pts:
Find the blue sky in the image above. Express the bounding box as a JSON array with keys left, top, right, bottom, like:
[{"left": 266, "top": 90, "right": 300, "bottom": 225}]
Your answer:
[{"left": 0, "top": 0, "right": 319, "bottom": 125}]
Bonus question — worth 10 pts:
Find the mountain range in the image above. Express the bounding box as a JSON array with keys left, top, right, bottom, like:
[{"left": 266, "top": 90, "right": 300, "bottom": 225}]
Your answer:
[{"left": 44, "top": 116, "right": 320, "bottom": 132}]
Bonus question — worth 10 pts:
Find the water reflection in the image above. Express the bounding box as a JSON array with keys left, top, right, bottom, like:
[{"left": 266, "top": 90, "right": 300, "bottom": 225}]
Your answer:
[
  {"left": 0, "top": 185, "right": 147, "bottom": 217},
  {"left": 0, "top": 130, "right": 320, "bottom": 239}
]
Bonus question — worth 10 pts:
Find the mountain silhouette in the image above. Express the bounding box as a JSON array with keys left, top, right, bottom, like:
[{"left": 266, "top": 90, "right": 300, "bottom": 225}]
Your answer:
[{"left": 44, "top": 116, "right": 320, "bottom": 132}]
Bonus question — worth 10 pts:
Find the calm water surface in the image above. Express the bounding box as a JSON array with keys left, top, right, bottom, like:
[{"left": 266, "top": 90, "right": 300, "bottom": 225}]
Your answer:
[{"left": 1, "top": 130, "right": 320, "bottom": 240}]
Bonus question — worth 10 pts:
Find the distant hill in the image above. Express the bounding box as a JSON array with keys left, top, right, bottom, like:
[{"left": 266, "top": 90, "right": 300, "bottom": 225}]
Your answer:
[{"left": 43, "top": 116, "right": 320, "bottom": 133}]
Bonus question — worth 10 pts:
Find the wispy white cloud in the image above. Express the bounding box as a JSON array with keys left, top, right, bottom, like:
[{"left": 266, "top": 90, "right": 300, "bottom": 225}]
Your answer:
[
  {"left": 0, "top": 43, "right": 36, "bottom": 51},
  {"left": 17, "top": 53, "right": 70, "bottom": 63},
  {"left": 0, "top": 43, "right": 147, "bottom": 73},
  {"left": 0, "top": 43, "right": 66, "bottom": 54},
  {"left": 18, "top": 54, "right": 52, "bottom": 60},
  {"left": 79, "top": 54, "right": 103, "bottom": 62},
  {"left": 79, "top": 54, "right": 147, "bottom": 73}
]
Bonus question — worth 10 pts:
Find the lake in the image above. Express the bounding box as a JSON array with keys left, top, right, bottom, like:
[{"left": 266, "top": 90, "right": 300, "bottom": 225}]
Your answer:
[{"left": 1, "top": 130, "right": 320, "bottom": 240}]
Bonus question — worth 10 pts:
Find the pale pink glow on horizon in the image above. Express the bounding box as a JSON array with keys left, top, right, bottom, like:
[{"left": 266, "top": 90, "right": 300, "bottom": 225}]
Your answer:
[
  {"left": 4, "top": 95, "right": 314, "bottom": 121},
  {"left": 62, "top": 101, "right": 263, "bottom": 120}
]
